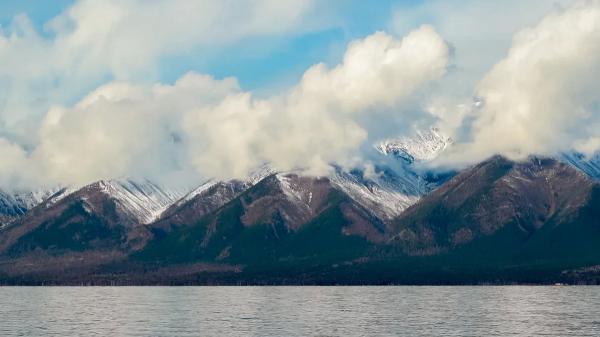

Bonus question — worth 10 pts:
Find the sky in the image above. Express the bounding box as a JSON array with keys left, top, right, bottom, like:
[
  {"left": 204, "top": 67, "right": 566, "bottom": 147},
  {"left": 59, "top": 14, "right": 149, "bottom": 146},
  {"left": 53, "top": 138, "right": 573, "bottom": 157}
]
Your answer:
[
  {"left": 0, "top": 0, "right": 414, "bottom": 92},
  {"left": 0, "top": 0, "right": 598, "bottom": 190}
]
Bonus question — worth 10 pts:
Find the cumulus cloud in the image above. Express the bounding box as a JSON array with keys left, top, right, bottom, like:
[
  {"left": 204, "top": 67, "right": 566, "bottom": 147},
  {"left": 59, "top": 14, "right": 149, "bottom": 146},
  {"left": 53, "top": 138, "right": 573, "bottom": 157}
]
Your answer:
[
  {"left": 1, "top": 74, "right": 239, "bottom": 188},
  {"left": 31, "top": 74, "right": 240, "bottom": 187},
  {"left": 439, "top": 1, "right": 600, "bottom": 165},
  {"left": 392, "top": 0, "right": 577, "bottom": 96},
  {"left": 0, "top": 0, "right": 314, "bottom": 146},
  {"left": 46, "top": 0, "right": 314, "bottom": 78},
  {"left": 11, "top": 0, "right": 600, "bottom": 190},
  {"left": 0, "top": 25, "right": 449, "bottom": 189},
  {"left": 0, "top": 139, "right": 29, "bottom": 189},
  {"left": 184, "top": 26, "right": 450, "bottom": 179}
]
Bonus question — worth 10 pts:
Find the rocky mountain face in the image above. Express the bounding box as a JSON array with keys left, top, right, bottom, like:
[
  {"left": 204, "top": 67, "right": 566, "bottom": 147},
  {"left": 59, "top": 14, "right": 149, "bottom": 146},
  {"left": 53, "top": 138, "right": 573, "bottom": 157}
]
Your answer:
[
  {"left": 330, "top": 128, "right": 454, "bottom": 221},
  {"left": 153, "top": 165, "right": 276, "bottom": 231},
  {"left": 138, "top": 174, "right": 386, "bottom": 269},
  {"left": 0, "top": 128, "right": 449, "bottom": 228},
  {"left": 391, "top": 156, "right": 599, "bottom": 257},
  {"left": 0, "top": 179, "right": 189, "bottom": 259}
]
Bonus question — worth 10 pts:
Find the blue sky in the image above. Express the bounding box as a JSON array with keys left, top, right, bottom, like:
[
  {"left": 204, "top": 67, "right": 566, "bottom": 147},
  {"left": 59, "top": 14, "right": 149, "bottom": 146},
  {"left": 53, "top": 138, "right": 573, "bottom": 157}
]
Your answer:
[
  {"left": 0, "top": 0, "right": 557, "bottom": 95},
  {"left": 0, "top": 0, "right": 426, "bottom": 93},
  {"left": 212, "top": 0, "right": 423, "bottom": 92},
  {"left": 0, "top": 0, "right": 74, "bottom": 30},
  {"left": 161, "top": 0, "right": 422, "bottom": 91},
  {"left": 168, "top": 0, "right": 428, "bottom": 92}
]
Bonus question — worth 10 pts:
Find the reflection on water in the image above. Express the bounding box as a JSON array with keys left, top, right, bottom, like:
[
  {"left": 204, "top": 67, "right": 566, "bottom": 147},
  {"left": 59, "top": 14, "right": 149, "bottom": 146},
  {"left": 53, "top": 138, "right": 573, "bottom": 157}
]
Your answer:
[{"left": 1, "top": 286, "right": 599, "bottom": 336}]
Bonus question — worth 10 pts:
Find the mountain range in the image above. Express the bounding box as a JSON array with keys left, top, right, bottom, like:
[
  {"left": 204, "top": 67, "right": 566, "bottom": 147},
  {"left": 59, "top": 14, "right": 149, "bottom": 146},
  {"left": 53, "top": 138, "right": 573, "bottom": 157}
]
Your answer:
[{"left": 1, "top": 129, "right": 599, "bottom": 285}]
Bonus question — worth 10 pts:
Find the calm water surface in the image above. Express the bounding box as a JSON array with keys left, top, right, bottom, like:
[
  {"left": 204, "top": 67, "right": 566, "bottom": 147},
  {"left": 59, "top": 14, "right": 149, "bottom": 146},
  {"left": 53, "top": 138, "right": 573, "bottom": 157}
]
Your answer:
[{"left": 1, "top": 286, "right": 599, "bottom": 336}]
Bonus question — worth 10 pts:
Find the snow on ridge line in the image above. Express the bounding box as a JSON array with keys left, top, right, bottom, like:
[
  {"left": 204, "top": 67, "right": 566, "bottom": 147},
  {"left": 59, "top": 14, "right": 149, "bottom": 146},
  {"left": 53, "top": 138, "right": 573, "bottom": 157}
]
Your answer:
[
  {"left": 97, "top": 179, "right": 190, "bottom": 224},
  {"left": 275, "top": 174, "right": 307, "bottom": 204},
  {"left": 8, "top": 130, "right": 453, "bottom": 223},
  {"left": 45, "top": 187, "right": 77, "bottom": 207},
  {"left": 176, "top": 164, "right": 276, "bottom": 208},
  {"left": 0, "top": 187, "right": 64, "bottom": 218},
  {"left": 376, "top": 128, "right": 452, "bottom": 163},
  {"left": 38, "top": 179, "right": 191, "bottom": 224},
  {"left": 175, "top": 180, "right": 218, "bottom": 207},
  {"left": 13, "top": 188, "right": 62, "bottom": 210},
  {"left": 329, "top": 169, "right": 425, "bottom": 220}
]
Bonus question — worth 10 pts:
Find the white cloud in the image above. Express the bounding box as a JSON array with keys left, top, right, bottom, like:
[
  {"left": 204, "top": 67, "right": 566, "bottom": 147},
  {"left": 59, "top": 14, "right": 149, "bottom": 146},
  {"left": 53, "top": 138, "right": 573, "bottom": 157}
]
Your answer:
[
  {"left": 294, "top": 27, "right": 449, "bottom": 113},
  {"left": 0, "top": 0, "right": 314, "bottom": 146},
  {"left": 185, "top": 26, "right": 450, "bottom": 179},
  {"left": 392, "top": 0, "right": 577, "bottom": 95},
  {"left": 440, "top": 1, "right": 600, "bottom": 165},
  {"left": 0, "top": 26, "right": 450, "bottom": 189},
  {"left": 0, "top": 139, "right": 29, "bottom": 189},
  {"left": 12, "top": 0, "right": 600, "bottom": 189},
  {"left": 47, "top": 0, "right": 314, "bottom": 79},
  {"left": 5, "top": 74, "right": 239, "bottom": 188}
]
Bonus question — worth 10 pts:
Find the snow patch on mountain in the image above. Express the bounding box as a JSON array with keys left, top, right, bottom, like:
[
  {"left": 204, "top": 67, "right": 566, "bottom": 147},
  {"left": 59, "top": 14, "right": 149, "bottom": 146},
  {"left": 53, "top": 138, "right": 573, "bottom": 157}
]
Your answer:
[
  {"left": 248, "top": 163, "right": 277, "bottom": 184},
  {"left": 0, "top": 192, "right": 26, "bottom": 221},
  {"left": 376, "top": 128, "right": 452, "bottom": 164},
  {"left": 330, "top": 167, "right": 429, "bottom": 220},
  {"left": 96, "top": 179, "right": 190, "bottom": 224},
  {"left": 176, "top": 180, "right": 219, "bottom": 207},
  {"left": 45, "top": 187, "right": 78, "bottom": 206},
  {"left": 13, "top": 189, "right": 60, "bottom": 209},
  {"left": 327, "top": 127, "right": 454, "bottom": 220},
  {"left": 275, "top": 174, "right": 303, "bottom": 201},
  {"left": 232, "top": 129, "right": 456, "bottom": 221},
  {"left": 274, "top": 174, "right": 317, "bottom": 213},
  {"left": 177, "top": 164, "right": 275, "bottom": 208},
  {"left": 559, "top": 152, "right": 600, "bottom": 181},
  {"left": 0, "top": 187, "right": 63, "bottom": 223}
]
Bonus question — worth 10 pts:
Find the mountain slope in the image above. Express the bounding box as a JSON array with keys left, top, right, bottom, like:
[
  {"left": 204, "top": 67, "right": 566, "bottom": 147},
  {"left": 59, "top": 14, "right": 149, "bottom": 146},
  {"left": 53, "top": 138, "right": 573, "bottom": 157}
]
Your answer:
[
  {"left": 94, "top": 179, "right": 189, "bottom": 224},
  {"left": 330, "top": 165, "right": 449, "bottom": 221},
  {"left": 327, "top": 128, "right": 454, "bottom": 220},
  {"left": 390, "top": 156, "right": 600, "bottom": 263},
  {"left": 154, "top": 179, "right": 251, "bottom": 231},
  {"left": 3, "top": 127, "right": 600, "bottom": 285},
  {"left": 0, "top": 179, "right": 190, "bottom": 256},
  {"left": 0, "top": 178, "right": 188, "bottom": 229},
  {"left": 137, "top": 173, "right": 385, "bottom": 268},
  {"left": 129, "top": 157, "right": 600, "bottom": 284},
  {"left": 153, "top": 165, "right": 277, "bottom": 231},
  {"left": 1, "top": 156, "right": 600, "bottom": 284}
]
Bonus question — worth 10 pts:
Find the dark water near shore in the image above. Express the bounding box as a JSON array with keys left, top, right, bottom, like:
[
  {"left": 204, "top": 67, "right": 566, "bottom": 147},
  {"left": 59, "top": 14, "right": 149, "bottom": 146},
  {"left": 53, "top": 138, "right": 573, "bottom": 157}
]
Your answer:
[{"left": 1, "top": 286, "right": 599, "bottom": 336}]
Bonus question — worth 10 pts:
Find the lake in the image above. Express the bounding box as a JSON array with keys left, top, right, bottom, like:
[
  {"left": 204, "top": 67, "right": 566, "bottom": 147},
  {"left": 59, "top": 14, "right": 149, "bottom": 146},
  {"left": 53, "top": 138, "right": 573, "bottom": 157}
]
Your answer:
[{"left": 1, "top": 286, "right": 599, "bottom": 336}]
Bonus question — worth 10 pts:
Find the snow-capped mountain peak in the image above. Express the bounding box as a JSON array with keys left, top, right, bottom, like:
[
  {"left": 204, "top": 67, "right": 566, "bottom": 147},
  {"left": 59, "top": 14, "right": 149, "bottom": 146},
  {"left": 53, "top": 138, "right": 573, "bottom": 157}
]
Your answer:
[
  {"left": 94, "top": 179, "right": 190, "bottom": 224},
  {"left": 376, "top": 128, "right": 452, "bottom": 164}
]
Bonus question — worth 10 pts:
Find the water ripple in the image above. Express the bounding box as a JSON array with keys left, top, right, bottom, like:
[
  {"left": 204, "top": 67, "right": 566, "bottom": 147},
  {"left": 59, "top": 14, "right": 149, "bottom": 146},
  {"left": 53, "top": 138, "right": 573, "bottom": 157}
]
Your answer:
[{"left": 0, "top": 286, "right": 599, "bottom": 336}]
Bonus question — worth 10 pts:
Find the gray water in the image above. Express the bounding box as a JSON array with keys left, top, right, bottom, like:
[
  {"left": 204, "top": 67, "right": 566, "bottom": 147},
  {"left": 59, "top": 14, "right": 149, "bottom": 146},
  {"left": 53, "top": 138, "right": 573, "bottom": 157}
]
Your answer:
[{"left": 1, "top": 286, "right": 599, "bottom": 337}]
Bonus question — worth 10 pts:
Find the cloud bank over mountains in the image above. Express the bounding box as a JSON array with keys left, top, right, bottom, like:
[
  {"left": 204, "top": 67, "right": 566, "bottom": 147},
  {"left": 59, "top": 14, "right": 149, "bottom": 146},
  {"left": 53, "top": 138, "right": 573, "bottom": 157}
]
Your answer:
[
  {"left": 0, "top": 0, "right": 599, "bottom": 189},
  {"left": 0, "top": 0, "right": 314, "bottom": 142},
  {"left": 0, "top": 25, "right": 450, "bottom": 188},
  {"left": 439, "top": 1, "right": 600, "bottom": 165}
]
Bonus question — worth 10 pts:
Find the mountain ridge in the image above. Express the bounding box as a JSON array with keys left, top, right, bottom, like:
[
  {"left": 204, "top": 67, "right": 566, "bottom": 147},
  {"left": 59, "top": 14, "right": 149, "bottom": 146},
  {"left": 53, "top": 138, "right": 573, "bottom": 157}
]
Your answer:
[{"left": 1, "top": 126, "right": 600, "bottom": 284}]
